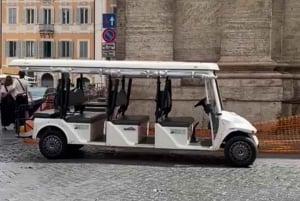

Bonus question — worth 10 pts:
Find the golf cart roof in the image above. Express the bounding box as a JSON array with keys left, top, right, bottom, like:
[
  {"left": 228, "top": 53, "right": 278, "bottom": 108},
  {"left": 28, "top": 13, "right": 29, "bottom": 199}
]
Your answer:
[{"left": 9, "top": 59, "right": 219, "bottom": 78}]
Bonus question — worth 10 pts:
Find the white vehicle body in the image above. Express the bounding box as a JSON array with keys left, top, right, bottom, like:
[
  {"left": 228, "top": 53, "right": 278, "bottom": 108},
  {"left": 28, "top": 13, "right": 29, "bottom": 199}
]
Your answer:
[{"left": 9, "top": 59, "right": 259, "bottom": 167}]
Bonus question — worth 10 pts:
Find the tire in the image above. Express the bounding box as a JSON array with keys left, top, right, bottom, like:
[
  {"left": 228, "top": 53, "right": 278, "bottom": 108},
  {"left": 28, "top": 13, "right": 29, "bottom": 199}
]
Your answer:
[
  {"left": 224, "top": 136, "right": 257, "bottom": 167},
  {"left": 39, "top": 129, "right": 67, "bottom": 159}
]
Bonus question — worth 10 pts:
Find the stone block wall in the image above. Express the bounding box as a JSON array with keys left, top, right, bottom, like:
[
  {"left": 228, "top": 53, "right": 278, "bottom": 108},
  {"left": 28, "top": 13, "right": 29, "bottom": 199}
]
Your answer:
[{"left": 116, "top": 0, "right": 300, "bottom": 122}]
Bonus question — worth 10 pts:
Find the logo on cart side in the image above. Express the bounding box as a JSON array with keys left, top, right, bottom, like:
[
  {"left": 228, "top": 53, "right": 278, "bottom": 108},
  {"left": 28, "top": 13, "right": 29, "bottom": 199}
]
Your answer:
[
  {"left": 123, "top": 127, "right": 136, "bottom": 131},
  {"left": 170, "top": 128, "right": 185, "bottom": 134},
  {"left": 74, "top": 125, "right": 89, "bottom": 130}
]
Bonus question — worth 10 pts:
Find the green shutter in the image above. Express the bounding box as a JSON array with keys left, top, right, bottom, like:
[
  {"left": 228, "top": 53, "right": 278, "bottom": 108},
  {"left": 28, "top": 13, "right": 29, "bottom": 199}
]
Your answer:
[
  {"left": 76, "top": 8, "right": 80, "bottom": 24},
  {"left": 51, "top": 8, "right": 54, "bottom": 24},
  {"left": 59, "top": 8, "right": 62, "bottom": 24},
  {"left": 39, "top": 41, "right": 44, "bottom": 58},
  {"left": 23, "top": 9, "right": 27, "bottom": 24},
  {"left": 88, "top": 7, "right": 91, "bottom": 24},
  {"left": 5, "top": 41, "right": 9, "bottom": 57},
  {"left": 69, "top": 8, "right": 73, "bottom": 24},
  {"left": 58, "top": 41, "right": 62, "bottom": 57},
  {"left": 22, "top": 41, "right": 26, "bottom": 57},
  {"left": 39, "top": 9, "right": 43, "bottom": 24},
  {"left": 51, "top": 41, "right": 55, "bottom": 58},
  {"left": 69, "top": 41, "right": 73, "bottom": 58},
  {"left": 33, "top": 41, "right": 37, "bottom": 57}
]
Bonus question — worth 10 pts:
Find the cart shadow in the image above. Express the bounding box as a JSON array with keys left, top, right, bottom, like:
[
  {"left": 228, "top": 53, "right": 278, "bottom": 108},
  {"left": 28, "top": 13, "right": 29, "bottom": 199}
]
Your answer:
[{"left": 51, "top": 149, "right": 235, "bottom": 168}]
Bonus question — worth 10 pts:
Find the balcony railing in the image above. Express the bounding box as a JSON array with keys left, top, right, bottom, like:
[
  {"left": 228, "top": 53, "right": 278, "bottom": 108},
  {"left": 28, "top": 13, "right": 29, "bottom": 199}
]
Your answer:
[
  {"left": 41, "top": 0, "right": 53, "bottom": 3},
  {"left": 39, "top": 24, "right": 54, "bottom": 33}
]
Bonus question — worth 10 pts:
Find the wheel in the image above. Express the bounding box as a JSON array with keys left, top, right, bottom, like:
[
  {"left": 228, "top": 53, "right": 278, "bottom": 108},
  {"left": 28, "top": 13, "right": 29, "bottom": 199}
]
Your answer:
[
  {"left": 39, "top": 129, "right": 67, "bottom": 159},
  {"left": 224, "top": 136, "right": 257, "bottom": 167},
  {"left": 67, "top": 144, "right": 84, "bottom": 151}
]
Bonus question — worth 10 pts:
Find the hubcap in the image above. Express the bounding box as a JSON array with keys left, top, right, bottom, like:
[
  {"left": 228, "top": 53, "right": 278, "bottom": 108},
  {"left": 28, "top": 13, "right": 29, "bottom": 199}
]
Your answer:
[
  {"left": 43, "top": 135, "right": 63, "bottom": 157},
  {"left": 230, "top": 141, "right": 252, "bottom": 161}
]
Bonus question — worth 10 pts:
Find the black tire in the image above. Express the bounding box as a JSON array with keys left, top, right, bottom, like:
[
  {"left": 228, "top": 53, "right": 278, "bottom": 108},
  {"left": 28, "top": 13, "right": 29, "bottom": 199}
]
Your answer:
[
  {"left": 67, "top": 144, "right": 84, "bottom": 151},
  {"left": 224, "top": 136, "right": 257, "bottom": 167},
  {"left": 39, "top": 129, "right": 67, "bottom": 159}
]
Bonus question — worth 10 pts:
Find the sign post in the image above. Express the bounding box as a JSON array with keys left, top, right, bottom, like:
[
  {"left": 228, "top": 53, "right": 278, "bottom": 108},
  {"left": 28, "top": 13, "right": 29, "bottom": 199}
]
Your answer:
[{"left": 102, "top": 13, "right": 116, "bottom": 59}]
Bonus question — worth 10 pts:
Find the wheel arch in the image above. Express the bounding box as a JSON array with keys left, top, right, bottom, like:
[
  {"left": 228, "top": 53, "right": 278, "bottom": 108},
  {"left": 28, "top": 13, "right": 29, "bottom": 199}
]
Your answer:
[
  {"left": 37, "top": 125, "right": 67, "bottom": 142},
  {"left": 221, "top": 131, "right": 253, "bottom": 148}
]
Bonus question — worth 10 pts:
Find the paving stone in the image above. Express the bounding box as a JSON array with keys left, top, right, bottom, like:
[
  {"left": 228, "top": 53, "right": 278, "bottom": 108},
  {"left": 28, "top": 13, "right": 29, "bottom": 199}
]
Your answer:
[{"left": 0, "top": 126, "right": 300, "bottom": 201}]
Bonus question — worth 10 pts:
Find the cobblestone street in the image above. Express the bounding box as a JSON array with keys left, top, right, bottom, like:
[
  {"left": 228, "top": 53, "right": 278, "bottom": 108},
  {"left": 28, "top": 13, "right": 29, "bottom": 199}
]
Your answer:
[{"left": 0, "top": 126, "right": 300, "bottom": 201}]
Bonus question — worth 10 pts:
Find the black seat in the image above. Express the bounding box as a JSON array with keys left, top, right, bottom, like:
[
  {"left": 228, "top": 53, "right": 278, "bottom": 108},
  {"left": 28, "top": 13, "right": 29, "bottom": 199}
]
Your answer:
[
  {"left": 155, "top": 77, "right": 194, "bottom": 127},
  {"left": 159, "top": 116, "right": 194, "bottom": 127},
  {"left": 33, "top": 109, "right": 60, "bottom": 118},
  {"left": 65, "top": 112, "right": 107, "bottom": 123},
  {"left": 112, "top": 115, "right": 149, "bottom": 125}
]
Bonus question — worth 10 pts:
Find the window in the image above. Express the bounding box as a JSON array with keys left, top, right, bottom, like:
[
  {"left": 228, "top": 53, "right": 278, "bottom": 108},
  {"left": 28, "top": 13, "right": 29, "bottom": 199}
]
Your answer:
[
  {"left": 78, "top": 8, "right": 89, "bottom": 24},
  {"left": 61, "top": 8, "right": 70, "bottom": 24},
  {"left": 39, "top": 41, "right": 54, "bottom": 58},
  {"left": 25, "top": 8, "right": 35, "bottom": 24},
  {"left": 43, "top": 9, "right": 52, "bottom": 24},
  {"left": 6, "top": 41, "right": 17, "bottom": 57},
  {"left": 24, "top": 41, "right": 36, "bottom": 57},
  {"left": 59, "top": 41, "right": 72, "bottom": 58},
  {"left": 79, "top": 41, "right": 88, "bottom": 58},
  {"left": 8, "top": 8, "right": 17, "bottom": 24}
]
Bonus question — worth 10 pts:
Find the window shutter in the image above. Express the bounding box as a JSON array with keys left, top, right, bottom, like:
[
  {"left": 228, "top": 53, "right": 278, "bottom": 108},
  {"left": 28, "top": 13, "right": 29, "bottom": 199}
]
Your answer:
[
  {"left": 51, "top": 41, "right": 55, "bottom": 58},
  {"left": 5, "top": 41, "right": 9, "bottom": 57},
  {"left": 76, "top": 8, "right": 80, "bottom": 24},
  {"left": 34, "top": 8, "right": 37, "bottom": 24},
  {"left": 33, "top": 41, "right": 37, "bottom": 57},
  {"left": 16, "top": 41, "right": 20, "bottom": 57},
  {"left": 59, "top": 8, "right": 62, "bottom": 24},
  {"left": 22, "top": 41, "right": 26, "bottom": 57},
  {"left": 39, "top": 41, "right": 44, "bottom": 58},
  {"left": 86, "top": 41, "right": 89, "bottom": 58},
  {"left": 69, "top": 41, "right": 73, "bottom": 58},
  {"left": 39, "top": 9, "right": 43, "bottom": 24},
  {"left": 51, "top": 8, "right": 54, "bottom": 24},
  {"left": 69, "top": 8, "right": 73, "bottom": 24},
  {"left": 88, "top": 7, "right": 91, "bottom": 24},
  {"left": 58, "top": 41, "right": 62, "bottom": 57},
  {"left": 23, "top": 9, "right": 26, "bottom": 24}
]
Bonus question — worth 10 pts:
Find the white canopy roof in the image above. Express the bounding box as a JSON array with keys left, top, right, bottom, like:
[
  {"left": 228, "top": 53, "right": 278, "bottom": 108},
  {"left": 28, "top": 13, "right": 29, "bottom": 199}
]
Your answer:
[{"left": 9, "top": 59, "right": 219, "bottom": 78}]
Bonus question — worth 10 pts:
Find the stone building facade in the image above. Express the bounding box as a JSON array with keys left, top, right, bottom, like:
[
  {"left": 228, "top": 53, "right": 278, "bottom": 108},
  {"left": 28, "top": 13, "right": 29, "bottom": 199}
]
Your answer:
[{"left": 116, "top": 0, "right": 300, "bottom": 122}]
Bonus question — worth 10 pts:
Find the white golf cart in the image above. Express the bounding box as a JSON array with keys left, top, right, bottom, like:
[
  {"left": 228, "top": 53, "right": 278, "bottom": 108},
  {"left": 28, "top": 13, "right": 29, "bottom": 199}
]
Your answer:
[{"left": 9, "top": 59, "right": 259, "bottom": 167}]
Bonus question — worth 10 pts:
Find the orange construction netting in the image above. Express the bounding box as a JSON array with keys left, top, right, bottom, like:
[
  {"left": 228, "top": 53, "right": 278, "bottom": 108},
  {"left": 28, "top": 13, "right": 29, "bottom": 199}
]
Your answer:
[{"left": 253, "top": 116, "right": 300, "bottom": 153}]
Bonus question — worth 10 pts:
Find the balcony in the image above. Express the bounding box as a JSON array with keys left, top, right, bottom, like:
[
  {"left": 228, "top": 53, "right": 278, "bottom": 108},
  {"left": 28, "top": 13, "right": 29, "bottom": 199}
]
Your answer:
[
  {"left": 39, "top": 24, "right": 54, "bottom": 33},
  {"left": 40, "top": 0, "right": 53, "bottom": 4}
]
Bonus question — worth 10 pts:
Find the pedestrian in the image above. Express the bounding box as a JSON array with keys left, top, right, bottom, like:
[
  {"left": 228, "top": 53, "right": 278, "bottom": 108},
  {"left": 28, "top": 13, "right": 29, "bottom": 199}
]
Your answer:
[
  {"left": 12, "top": 71, "right": 30, "bottom": 126},
  {"left": 0, "top": 76, "right": 16, "bottom": 130}
]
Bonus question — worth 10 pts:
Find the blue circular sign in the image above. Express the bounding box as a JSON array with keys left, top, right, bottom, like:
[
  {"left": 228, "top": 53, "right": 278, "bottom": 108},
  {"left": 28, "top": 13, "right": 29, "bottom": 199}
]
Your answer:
[{"left": 102, "top": 28, "right": 116, "bottom": 43}]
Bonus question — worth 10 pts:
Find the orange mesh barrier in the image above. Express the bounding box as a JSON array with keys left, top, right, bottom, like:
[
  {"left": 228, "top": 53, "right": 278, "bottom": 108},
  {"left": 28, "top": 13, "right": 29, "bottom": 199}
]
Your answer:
[{"left": 254, "top": 116, "right": 300, "bottom": 153}]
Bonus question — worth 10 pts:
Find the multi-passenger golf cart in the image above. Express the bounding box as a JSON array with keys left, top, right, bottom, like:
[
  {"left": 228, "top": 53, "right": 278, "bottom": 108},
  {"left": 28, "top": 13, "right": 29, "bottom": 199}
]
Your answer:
[{"left": 9, "top": 59, "right": 259, "bottom": 167}]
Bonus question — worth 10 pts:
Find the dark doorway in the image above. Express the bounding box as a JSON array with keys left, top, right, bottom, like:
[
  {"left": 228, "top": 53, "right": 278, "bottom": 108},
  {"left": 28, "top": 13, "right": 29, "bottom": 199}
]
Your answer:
[{"left": 41, "top": 73, "right": 54, "bottom": 88}]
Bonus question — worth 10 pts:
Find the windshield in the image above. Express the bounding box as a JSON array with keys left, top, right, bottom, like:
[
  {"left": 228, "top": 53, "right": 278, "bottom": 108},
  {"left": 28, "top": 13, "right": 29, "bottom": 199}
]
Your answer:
[{"left": 28, "top": 87, "right": 47, "bottom": 97}]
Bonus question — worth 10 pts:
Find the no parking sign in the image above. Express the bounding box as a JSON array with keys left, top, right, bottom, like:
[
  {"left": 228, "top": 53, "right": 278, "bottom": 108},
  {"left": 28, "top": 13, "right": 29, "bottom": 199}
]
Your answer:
[{"left": 102, "top": 28, "right": 116, "bottom": 43}]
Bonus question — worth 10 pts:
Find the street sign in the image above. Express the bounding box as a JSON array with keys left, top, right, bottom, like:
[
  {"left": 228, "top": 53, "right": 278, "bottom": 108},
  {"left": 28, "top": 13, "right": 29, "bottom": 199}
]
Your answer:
[
  {"left": 102, "top": 50, "right": 115, "bottom": 58},
  {"left": 102, "top": 13, "right": 116, "bottom": 28},
  {"left": 102, "top": 43, "right": 116, "bottom": 58},
  {"left": 102, "top": 43, "right": 116, "bottom": 50},
  {"left": 102, "top": 28, "right": 116, "bottom": 43}
]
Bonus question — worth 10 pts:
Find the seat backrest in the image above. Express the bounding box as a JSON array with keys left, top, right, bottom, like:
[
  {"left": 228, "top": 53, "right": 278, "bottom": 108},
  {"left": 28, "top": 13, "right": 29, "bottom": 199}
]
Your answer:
[
  {"left": 69, "top": 88, "right": 86, "bottom": 106},
  {"left": 156, "top": 77, "right": 172, "bottom": 121}
]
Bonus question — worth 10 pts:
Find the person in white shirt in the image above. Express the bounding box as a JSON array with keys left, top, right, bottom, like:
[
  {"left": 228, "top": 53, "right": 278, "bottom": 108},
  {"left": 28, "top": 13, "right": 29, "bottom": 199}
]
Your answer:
[{"left": 12, "top": 71, "right": 29, "bottom": 100}]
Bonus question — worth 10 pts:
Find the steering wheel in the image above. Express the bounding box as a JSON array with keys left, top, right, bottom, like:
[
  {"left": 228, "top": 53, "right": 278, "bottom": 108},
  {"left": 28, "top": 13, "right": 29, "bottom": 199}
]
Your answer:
[{"left": 194, "top": 97, "right": 206, "bottom": 108}]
